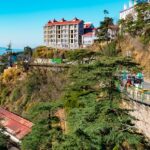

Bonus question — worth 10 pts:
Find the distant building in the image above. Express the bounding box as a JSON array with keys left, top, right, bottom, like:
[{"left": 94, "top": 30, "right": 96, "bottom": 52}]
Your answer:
[
  {"left": 82, "top": 22, "right": 97, "bottom": 48},
  {"left": 120, "top": 0, "right": 150, "bottom": 20},
  {"left": 44, "top": 18, "right": 84, "bottom": 49},
  {"left": 96, "top": 24, "right": 119, "bottom": 41},
  {"left": 0, "top": 107, "right": 33, "bottom": 143},
  {"left": 44, "top": 18, "right": 99, "bottom": 49}
]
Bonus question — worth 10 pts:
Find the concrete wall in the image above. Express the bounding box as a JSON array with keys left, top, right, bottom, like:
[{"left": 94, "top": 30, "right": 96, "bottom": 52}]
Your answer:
[{"left": 122, "top": 100, "right": 150, "bottom": 139}]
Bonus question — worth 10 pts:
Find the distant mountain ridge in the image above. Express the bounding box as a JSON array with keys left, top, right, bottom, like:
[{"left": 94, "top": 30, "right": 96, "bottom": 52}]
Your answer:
[
  {"left": 0, "top": 47, "right": 6, "bottom": 50},
  {"left": 0, "top": 47, "right": 23, "bottom": 55}
]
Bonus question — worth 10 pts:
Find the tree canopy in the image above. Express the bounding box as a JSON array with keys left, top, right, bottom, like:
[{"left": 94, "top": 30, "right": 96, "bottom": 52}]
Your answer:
[
  {"left": 21, "top": 45, "right": 150, "bottom": 150},
  {"left": 97, "top": 17, "right": 114, "bottom": 42}
]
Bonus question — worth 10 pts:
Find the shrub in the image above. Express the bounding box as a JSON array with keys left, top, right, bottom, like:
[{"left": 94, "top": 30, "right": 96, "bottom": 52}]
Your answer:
[{"left": 10, "top": 87, "right": 21, "bottom": 102}]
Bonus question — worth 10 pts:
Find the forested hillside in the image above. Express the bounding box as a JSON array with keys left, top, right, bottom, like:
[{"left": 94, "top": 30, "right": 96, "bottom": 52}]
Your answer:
[
  {"left": 0, "top": 47, "right": 150, "bottom": 150},
  {"left": 118, "top": 35, "right": 150, "bottom": 80},
  {"left": 118, "top": 2, "right": 150, "bottom": 80},
  {"left": 0, "top": 2, "right": 150, "bottom": 150},
  {"left": 0, "top": 67, "right": 68, "bottom": 116}
]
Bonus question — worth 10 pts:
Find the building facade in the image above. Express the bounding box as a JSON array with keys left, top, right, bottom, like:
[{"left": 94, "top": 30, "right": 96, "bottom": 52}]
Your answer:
[
  {"left": 107, "top": 25, "right": 119, "bottom": 40},
  {"left": 82, "top": 22, "right": 97, "bottom": 48},
  {"left": 120, "top": 0, "right": 150, "bottom": 20},
  {"left": 44, "top": 18, "right": 84, "bottom": 49}
]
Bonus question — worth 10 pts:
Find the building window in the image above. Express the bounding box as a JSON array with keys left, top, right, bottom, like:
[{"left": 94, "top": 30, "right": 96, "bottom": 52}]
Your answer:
[
  {"left": 70, "top": 25, "right": 73, "bottom": 28},
  {"left": 74, "top": 34, "right": 77, "bottom": 38},
  {"left": 74, "top": 39, "right": 78, "bottom": 43},
  {"left": 74, "top": 30, "right": 77, "bottom": 33},
  {"left": 57, "top": 31, "right": 60, "bottom": 34},
  {"left": 74, "top": 25, "right": 77, "bottom": 28}
]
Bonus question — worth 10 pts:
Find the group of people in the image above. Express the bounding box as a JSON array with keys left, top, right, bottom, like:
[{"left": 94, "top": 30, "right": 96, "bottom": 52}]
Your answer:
[{"left": 121, "top": 71, "right": 144, "bottom": 89}]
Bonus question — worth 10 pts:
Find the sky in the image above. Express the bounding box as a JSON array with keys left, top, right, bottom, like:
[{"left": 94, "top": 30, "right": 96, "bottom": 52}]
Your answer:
[{"left": 0, "top": 0, "right": 129, "bottom": 48}]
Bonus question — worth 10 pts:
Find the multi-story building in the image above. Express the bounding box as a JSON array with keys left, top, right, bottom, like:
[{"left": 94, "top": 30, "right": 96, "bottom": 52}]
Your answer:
[
  {"left": 44, "top": 18, "right": 84, "bottom": 49},
  {"left": 120, "top": 0, "right": 150, "bottom": 20}
]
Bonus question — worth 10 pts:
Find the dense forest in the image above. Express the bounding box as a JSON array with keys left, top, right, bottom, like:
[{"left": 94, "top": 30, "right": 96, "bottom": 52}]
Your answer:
[{"left": 0, "top": 43, "right": 150, "bottom": 149}]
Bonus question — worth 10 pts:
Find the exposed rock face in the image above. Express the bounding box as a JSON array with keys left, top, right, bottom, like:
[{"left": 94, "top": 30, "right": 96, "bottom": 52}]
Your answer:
[
  {"left": 119, "top": 35, "right": 150, "bottom": 80},
  {"left": 55, "top": 109, "right": 67, "bottom": 132},
  {"left": 122, "top": 100, "right": 150, "bottom": 139}
]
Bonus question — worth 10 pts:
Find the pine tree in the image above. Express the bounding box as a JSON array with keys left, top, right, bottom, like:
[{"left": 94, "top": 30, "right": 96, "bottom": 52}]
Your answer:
[
  {"left": 21, "top": 102, "right": 64, "bottom": 150},
  {"left": 97, "top": 17, "right": 114, "bottom": 42},
  {"left": 58, "top": 47, "right": 150, "bottom": 150},
  {"left": 21, "top": 46, "right": 150, "bottom": 149}
]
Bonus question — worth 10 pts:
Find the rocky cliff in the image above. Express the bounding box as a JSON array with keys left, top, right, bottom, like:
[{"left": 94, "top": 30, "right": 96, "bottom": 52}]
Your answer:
[{"left": 119, "top": 35, "right": 150, "bottom": 80}]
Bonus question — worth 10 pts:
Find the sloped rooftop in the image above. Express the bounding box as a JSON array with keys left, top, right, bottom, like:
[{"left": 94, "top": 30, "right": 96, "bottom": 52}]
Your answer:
[
  {"left": 0, "top": 107, "right": 33, "bottom": 140},
  {"left": 46, "top": 17, "right": 83, "bottom": 26}
]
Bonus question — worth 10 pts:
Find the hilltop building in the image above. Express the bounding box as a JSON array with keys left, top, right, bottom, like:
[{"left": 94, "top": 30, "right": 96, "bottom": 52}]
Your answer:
[
  {"left": 44, "top": 18, "right": 97, "bottom": 49},
  {"left": 82, "top": 22, "right": 97, "bottom": 48},
  {"left": 120, "top": 0, "right": 150, "bottom": 20},
  {"left": 44, "top": 18, "right": 84, "bottom": 49},
  {"left": 107, "top": 25, "right": 119, "bottom": 40},
  {"left": 97, "top": 24, "right": 119, "bottom": 41}
]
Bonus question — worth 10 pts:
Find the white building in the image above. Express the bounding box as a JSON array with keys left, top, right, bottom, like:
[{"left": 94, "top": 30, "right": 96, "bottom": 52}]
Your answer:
[
  {"left": 82, "top": 23, "right": 97, "bottom": 48},
  {"left": 120, "top": 0, "right": 150, "bottom": 20},
  {"left": 44, "top": 18, "right": 84, "bottom": 49},
  {"left": 107, "top": 25, "right": 119, "bottom": 40}
]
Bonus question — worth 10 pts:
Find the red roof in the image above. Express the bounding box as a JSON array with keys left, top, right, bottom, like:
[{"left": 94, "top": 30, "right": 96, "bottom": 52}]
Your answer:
[
  {"left": 47, "top": 18, "right": 83, "bottom": 26},
  {"left": 84, "top": 22, "right": 96, "bottom": 29},
  {"left": 0, "top": 107, "right": 33, "bottom": 140},
  {"left": 84, "top": 23, "right": 92, "bottom": 29}
]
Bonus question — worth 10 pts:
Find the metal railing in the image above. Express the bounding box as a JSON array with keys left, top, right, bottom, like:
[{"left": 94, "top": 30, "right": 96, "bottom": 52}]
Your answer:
[{"left": 123, "top": 86, "right": 150, "bottom": 105}]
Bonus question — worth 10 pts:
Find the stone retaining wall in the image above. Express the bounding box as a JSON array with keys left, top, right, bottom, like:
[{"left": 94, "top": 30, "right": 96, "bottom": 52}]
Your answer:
[{"left": 122, "top": 100, "right": 150, "bottom": 139}]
